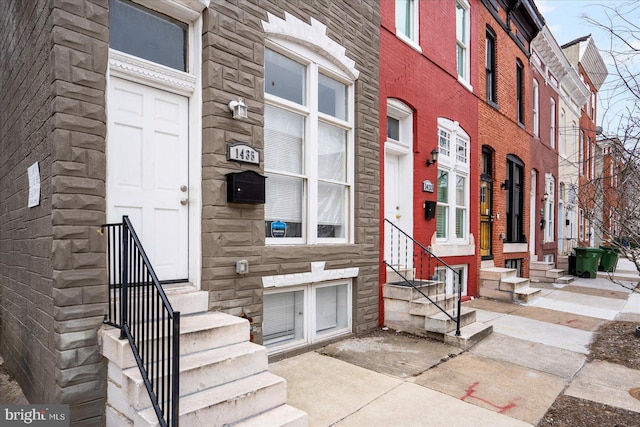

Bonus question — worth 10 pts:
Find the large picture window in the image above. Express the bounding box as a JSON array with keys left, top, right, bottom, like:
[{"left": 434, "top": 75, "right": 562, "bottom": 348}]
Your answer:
[
  {"left": 264, "top": 46, "right": 354, "bottom": 244},
  {"left": 506, "top": 155, "right": 525, "bottom": 242},
  {"left": 436, "top": 118, "right": 469, "bottom": 243}
]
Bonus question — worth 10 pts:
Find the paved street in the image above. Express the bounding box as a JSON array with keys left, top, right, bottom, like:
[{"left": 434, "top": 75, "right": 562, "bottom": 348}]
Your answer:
[{"left": 271, "top": 259, "right": 640, "bottom": 426}]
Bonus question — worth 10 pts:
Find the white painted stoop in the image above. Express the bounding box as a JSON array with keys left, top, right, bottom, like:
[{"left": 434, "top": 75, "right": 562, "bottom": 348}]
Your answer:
[
  {"left": 383, "top": 275, "right": 493, "bottom": 350},
  {"left": 529, "top": 260, "right": 575, "bottom": 285},
  {"left": 100, "top": 285, "right": 307, "bottom": 427}
]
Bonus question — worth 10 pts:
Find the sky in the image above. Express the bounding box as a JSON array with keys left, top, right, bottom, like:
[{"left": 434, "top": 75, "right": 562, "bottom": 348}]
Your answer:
[{"left": 536, "top": 0, "right": 639, "bottom": 135}]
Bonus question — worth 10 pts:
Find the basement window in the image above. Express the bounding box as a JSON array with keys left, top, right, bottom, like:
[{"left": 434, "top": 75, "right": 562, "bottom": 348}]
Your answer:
[{"left": 263, "top": 280, "right": 352, "bottom": 353}]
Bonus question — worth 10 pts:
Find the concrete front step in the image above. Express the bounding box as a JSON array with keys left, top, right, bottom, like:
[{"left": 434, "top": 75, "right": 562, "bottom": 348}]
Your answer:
[
  {"left": 383, "top": 281, "right": 445, "bottom": 301},
  {"left": 529, "top": 261, "right": 555, "bottom": 271},
  {"left": 232, "top": 404, "right": 308, "bottom": 427},
  {"left": 557, "top": 275, "right": 575, "bottom": 284},
  {"left": 110, "top": 283, "right": 208, "bottom": 318},
  {"left": 546, "top": 268, "right": 565, "bottom": 279},
  {"left": 135, "top": 372, "right": 287, "bottom": 427},
  {"left": 102, "top": 312, "right": 249, "bottom": 370},
  {"left": 514, "top": 286, "right": 542, "bottom": 303},
  {"left": 409, "top": 295, "right": 456, "bottom": 317},
  {"left": 123, "top": 341, "right": 269, "bottom": 410},
  {"left": 499, "top": 276, "right": 530, "bottom": 291},
  {"left": 424, "top": 306, "right": 476, "bottom": 334},
  {"left": 479, "top": 267, "right": 517, "bottom": 280},
  {"left": 444, "top": 321, "right": 494, "bottom": 350}
]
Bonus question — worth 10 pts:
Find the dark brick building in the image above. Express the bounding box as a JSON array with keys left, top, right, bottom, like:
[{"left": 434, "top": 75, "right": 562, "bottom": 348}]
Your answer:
[{"left": 476, "top": 0, "right": 543, "bottom": 277}]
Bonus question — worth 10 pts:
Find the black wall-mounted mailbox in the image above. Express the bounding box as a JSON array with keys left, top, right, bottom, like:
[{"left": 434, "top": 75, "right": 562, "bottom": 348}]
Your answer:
[
  {"left": 424, "top": 200, "right": 436, "bottom": 220},
  {"left": 226, "top": 170, "right": 266, "bottom": 204}
]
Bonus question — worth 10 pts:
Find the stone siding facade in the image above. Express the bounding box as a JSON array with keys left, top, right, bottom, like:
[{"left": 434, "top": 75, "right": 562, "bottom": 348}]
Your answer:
[
  {"left": 1, "top": 0, "right": 108, "bottom": 425},
  {"left": 201, "top": 0, "right": 381, "bottom": 346}
]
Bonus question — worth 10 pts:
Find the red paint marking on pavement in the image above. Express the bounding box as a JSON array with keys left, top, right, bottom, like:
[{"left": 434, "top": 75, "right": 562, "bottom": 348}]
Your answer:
[{"left": 460, "top": 381, "right": 520, "bottom": 413}]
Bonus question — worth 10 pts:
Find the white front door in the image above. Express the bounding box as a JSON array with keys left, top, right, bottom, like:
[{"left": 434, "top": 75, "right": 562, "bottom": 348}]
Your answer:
[
  {"left": 529, "top": 170, "right": 537, "bottom": 259},
  {"left": 384, "top": 148, "right": 413, "bottom": 269},
  {"left": 107, "top": 77, "right": 189, "bottom": 281}
]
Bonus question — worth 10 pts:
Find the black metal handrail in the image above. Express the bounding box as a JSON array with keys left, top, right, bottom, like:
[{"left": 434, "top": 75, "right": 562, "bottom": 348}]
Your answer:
[
  {"left": 383, "top": 218, "right": 462, "bottom": 336},
  {"left": 103, "top": 216, "right": 180, "bottom": 427}
]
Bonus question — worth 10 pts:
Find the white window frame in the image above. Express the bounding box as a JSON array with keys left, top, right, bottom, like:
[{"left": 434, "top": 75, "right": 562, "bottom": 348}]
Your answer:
[
  {"left": 395, "top": 0, "right": 421, "bottom": 52},
  {"left": 435, "top": 264, "right": 468, "bottom": 296},
  {"left": 579, "top": 130, "right": 584, "bottom": 177},
  {"left": 456, "top": 0, "right": 471, "bottom": 87},
  {"left": 436, "top": 118, "right": 469, "bottom": 244},
  {"left": 532, "top": 80, "right": 539, "bottom": 137},
  {"left": 579, "top": 208, "right": 584, "bottom": 241},
  {"left": 264, "top": 41, "right": 355, "bottom": 246},
  {"left": 544, "top": 173, "right": 555, "bottom": 243},
  {"left": 263, "top": 279, "right": 352, "bottom": 354},
  {"left": 550, "top": 98, "right": 556, "bottom": 149},
  {"left": 559, "top": 109, "right": 566, "bottom": 155}
]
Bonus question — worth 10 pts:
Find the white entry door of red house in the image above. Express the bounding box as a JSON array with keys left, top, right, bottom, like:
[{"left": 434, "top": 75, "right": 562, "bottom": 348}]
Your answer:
[{"left": 107, "top": 77, "right": 189, "bottom": 281}]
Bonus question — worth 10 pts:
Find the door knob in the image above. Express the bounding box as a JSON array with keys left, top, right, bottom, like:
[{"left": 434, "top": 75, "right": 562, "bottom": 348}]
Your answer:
[
  {"left": 396, "top": 213, "right": 402, "bottom": 219},
  {"left": 180, "top": 185, "right": 188, "bottom": 192},
  {"left": 180, "top": 198, "right": 189, "bottom": 206}
]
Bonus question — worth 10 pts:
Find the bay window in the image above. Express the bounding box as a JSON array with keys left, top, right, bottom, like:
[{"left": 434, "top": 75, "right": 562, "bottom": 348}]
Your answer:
[{"left": 264, "top": 46, "right": 354, "bottom": 244}]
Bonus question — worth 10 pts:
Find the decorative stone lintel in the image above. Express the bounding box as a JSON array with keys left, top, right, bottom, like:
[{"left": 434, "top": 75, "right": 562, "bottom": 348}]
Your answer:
[
  {"left": 262, "top": 261, "right": 359, "bottom": 288},
  {"left": 109, "top": 50, "right": 197, "bottom": 96},
  {"left": 262, "top": 12, "right": 360, "bottom": 80}
]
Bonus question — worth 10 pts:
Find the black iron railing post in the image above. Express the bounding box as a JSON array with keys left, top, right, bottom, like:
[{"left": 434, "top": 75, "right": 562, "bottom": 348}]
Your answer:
[
  {"left": 455, "top": 270, "right": 462, "bottom": 336},
  {"left": 103, "top": 216, "right": 180, "bottom": 427},
  {"left": 172, "top": 313, "right": 180, "bottom": 426},
  {"left": 120, "top": 219, "right": 129, "bottom": 340}
]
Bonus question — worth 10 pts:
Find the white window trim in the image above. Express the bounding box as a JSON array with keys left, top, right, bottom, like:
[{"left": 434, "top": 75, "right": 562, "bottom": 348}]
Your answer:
[
  {"left": 559, "top": 109, "right": 566, "bottom": 156},
  {"left": 532, "top": 80, "right": 539, "bottom": 137},
  {"left": 396, "top": 0, "right": 422, "bottom": 52},
  {"left": 263, "top": 38, "right": 355, "bottom": 246},
  {"left": 435, "top": 118, "right": 470, "bottom": 247},
  {"left": 544, "top": 173, "right": 555, "bottom": 243},
  {"left": 456, "top": 0, "right": 471, "bottom": 88},
  {"left": 264, "top": 279, "right": 353, "bottom": 355},
  {"left": 435, "top": 264, "right": 468, "bottom": 296},
  {"left": 550, "top": 98, "right": 556, "bottom": 149}
]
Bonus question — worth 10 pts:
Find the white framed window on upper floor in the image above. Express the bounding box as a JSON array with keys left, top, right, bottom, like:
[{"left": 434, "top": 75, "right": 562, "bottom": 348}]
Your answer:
[
  {"left": 436, "top": 118, "right": 470, "bottom": 244},
  {"left": 550, "top": 98, "right": 556, "bottom": 149},
  {"left": 396, "top": 0, "right": 421, "bottom": 51},
  {"left": 264, "top": 43, "right": 355, "bottom": 245},
  {"left": 559, "top": 109, "right": 566, "bottom": 155},
  {"left": 579, "top": 130, "right": 584, "bottom": 176},
  {"left": 456, "top": 0, "right": 471, "bottom": 87},
  {"left": 532, "top": 79, "right": 539, "bottom": 137}
]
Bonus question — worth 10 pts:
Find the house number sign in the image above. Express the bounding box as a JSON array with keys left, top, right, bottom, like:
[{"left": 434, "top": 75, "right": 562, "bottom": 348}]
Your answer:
[
  {"left": 227, "top": 143, "right": 260, "bottom": 165},
  {"left": 422, "top": 180, "right": 434, "bottom": 193}
]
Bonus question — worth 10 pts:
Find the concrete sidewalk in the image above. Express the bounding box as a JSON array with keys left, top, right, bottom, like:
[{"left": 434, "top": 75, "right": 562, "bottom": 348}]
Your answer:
[{"left": 270, "top": 263, "right": 640, "bottom": 426}]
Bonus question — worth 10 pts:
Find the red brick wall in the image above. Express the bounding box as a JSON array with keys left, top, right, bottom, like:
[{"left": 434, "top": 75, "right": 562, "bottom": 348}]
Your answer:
[
  {"left": 476, "top": 3, "right": 532, "bottom": 276},
  {"left": 379, "top": 0, "right": 479, "bottom": 305},
  {"left": 530, "top": 65, "right": 560, "bottom": 259}
]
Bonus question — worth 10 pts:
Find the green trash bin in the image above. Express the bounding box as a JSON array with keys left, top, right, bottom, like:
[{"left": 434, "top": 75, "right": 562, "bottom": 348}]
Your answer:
[
  {"left": 575, "top": 247, "right": 603, "bottom": 278},
  {"left": 598, "top": 246, "right": 619, "bottom": 272}
]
